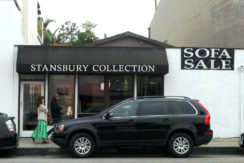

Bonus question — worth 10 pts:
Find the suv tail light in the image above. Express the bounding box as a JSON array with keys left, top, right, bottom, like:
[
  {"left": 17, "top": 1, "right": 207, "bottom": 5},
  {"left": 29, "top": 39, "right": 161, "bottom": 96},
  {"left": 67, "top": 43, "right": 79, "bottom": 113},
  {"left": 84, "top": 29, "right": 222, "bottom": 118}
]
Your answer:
[
  {"left": 6, "top": 119, "right": 15, "bottom": 133},
  {"left": 194, "top": 100, "right": 210, "bottom": 126}
]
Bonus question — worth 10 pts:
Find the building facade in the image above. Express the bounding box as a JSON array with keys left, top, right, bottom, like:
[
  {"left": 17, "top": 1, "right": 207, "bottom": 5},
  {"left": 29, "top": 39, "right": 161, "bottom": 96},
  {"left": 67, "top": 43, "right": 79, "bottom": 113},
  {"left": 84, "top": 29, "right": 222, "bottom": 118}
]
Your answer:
[
  {"left": 15, "top": 32, "right": 171, "bottom": 137},
  {"left": 1, "top": 31, "right": 242, "bottom": 138},
  {"left": 1, "top": 1, "right": 244, "bottom": 138},
  {"left": 150, "top": 0, "right": 244, "bottom": 48},
  {"left": 0, "top": 0, "right": 42, "bottom": 135}
]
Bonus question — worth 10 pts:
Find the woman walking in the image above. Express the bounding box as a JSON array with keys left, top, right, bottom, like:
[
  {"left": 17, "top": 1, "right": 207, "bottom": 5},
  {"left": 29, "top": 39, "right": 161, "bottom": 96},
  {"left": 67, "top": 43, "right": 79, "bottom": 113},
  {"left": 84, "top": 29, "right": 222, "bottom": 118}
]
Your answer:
[{"left": 32, "top": 96, "right": 49, "bottom": 143}]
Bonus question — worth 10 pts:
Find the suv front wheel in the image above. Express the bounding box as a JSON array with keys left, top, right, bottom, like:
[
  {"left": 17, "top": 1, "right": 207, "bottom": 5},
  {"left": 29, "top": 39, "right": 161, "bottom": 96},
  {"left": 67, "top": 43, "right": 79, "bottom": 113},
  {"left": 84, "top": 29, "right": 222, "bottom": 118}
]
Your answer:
[
  {"left": 69, "top": 133, "right": 95, "bottom": 158},
  {"left": 168, "top": 133, "right": 193, "bottom": 158}
]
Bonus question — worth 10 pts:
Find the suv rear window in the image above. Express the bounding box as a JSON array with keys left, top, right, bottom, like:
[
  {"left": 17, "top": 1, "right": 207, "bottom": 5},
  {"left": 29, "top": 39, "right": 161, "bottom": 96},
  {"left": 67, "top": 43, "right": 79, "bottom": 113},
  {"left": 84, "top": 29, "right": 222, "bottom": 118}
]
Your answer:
[
  {"left": 139, "top": 101, "right": 167, "bottom": 116},
  {"left": 166, "top": 101, "right": 196, "bottom": 115}
]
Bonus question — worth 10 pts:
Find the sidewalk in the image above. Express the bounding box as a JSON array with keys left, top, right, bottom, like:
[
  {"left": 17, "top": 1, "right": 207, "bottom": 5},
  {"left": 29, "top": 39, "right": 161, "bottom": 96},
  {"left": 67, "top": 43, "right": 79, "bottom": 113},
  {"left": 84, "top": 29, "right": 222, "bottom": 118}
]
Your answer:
[
  {"left": 18, "top": 137, "right": 240, "bottom": 148},
  {"left": 11, "top": 137, "right": 243, "bottom": 156},
  {"left": 202, "top": 138, "right": 239, "bottom": 147}
]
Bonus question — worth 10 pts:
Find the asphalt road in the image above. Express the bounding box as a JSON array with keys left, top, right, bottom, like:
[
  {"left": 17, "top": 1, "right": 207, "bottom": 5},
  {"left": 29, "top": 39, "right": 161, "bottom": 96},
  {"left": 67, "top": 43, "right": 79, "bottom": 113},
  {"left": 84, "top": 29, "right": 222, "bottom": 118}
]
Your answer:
[
  {"left": 1, "top": 155, "right": 244, "bottom": 163},
  {"left": 1, "top": 146, "right": 244, "bottom": 163}
]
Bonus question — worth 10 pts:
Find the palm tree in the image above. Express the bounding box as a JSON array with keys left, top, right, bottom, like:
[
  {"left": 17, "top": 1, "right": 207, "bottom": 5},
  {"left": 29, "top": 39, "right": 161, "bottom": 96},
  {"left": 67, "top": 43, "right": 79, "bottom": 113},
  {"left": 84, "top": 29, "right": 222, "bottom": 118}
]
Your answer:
[
  {"left": 43, "top": 19, "right": 57, "bottom": 45},
  {"left": 43, "top": 19, "right": 55, "bottom": 33}
]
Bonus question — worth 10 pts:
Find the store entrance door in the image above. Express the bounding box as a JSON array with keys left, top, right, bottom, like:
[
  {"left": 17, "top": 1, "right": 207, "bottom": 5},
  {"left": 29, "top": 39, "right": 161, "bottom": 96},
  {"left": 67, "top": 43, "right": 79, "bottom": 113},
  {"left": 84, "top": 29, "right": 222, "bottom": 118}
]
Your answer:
[{"left": 20, "top": 81, "right": 44, "bottom": 137}]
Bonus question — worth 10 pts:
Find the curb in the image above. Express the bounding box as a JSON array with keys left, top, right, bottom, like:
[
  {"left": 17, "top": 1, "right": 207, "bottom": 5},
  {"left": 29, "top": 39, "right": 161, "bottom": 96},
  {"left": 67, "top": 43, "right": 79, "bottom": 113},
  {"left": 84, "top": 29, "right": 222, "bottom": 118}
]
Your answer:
[{"left": 1, "top": 147, "right": 243, "bottom": 157}]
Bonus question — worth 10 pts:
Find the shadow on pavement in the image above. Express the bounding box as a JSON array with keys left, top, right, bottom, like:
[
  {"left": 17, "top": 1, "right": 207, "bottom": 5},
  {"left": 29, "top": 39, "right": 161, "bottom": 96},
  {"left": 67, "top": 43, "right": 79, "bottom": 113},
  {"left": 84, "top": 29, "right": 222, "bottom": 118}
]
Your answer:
[{"left": 0, "top": 146, "right": 244, "bottom": 158}]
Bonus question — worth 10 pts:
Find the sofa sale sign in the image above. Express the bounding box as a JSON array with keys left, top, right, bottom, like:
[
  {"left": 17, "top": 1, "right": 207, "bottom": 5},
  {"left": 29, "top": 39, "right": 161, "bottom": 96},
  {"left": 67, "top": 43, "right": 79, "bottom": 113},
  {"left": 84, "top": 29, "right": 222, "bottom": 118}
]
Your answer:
[{"left": 181, "top": 48, "right": 234, "bottom": 70}]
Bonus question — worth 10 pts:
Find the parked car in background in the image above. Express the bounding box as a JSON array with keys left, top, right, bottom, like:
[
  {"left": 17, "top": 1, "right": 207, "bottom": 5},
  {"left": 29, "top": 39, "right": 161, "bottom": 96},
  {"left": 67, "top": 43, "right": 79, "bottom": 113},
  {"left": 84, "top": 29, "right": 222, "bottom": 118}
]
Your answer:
[
  {"left": 239, "top": 133, "right": 244, "bottom": 148},
  {"left": 51, "top": 96, "right": 213, "bottom": 158},
  {"left": 0, "top": 112, "right": 18, "bottom": 150}
]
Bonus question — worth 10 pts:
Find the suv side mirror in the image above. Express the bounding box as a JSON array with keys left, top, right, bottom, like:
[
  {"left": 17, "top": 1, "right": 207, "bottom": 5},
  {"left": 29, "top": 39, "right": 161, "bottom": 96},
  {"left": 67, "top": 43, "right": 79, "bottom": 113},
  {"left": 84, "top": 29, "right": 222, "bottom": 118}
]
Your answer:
[{"left": 104, "top": 112, "right": 114, "bottom": 120}]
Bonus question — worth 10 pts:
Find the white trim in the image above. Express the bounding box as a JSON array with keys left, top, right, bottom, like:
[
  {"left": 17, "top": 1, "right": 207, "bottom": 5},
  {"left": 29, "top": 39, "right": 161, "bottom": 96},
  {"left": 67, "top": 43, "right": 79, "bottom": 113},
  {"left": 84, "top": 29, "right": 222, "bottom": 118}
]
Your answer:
[
  {"left": 20, "top": 81, "right": 45, "bottom": 137},
  {"left": 75, "top": 73, "right": 78, "bottom": 119},
  {"left": 13, "top": 47, "right": 19, "bottom": 132},
  {"left": 45, "top": 74, "right": 48, "bottom": 107},
  {"left": 134, "top": 74, "right": 137, "bottom": 99},
  {"left": 110, "top": 113, "right": 198, "bottom": 120},
  {"left": 105, "top": 100, "right": 198, "bottom": 120},
  {"left": 239, "top": 67, "right": 244, "bottom": 133}
]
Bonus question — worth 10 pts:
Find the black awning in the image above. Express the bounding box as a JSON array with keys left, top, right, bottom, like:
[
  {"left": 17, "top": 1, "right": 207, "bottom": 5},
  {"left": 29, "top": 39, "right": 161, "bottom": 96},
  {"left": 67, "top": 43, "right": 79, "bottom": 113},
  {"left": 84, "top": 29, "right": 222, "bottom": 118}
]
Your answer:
[{"left": 16, "top": 46, "right": 168, "bottom": 74}]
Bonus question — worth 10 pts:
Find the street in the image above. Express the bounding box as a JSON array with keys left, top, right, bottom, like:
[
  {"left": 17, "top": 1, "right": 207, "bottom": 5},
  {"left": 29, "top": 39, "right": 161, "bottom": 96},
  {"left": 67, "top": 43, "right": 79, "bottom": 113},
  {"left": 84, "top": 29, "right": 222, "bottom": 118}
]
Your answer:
[
  {"left": 1, "top": 155, "right": 244, "bottom": 163},
  {"left": 1, "top": 146, "right": 244, "bottom": 163}
]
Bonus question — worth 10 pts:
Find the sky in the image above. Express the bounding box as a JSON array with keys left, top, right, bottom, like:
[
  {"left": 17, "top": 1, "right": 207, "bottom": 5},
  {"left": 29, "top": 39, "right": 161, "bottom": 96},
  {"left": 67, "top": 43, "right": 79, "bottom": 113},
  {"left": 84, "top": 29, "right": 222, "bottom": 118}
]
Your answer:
[{"left": 39, "top": 0, "right": 159, "bottom": 39}]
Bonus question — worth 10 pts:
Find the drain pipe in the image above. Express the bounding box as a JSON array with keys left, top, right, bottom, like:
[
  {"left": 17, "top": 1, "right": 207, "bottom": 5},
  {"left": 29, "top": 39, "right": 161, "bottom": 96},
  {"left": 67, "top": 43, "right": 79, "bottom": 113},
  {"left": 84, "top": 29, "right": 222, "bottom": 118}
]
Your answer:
[{"left": 134, "top": 74, "right": 137, "bottom": 100}]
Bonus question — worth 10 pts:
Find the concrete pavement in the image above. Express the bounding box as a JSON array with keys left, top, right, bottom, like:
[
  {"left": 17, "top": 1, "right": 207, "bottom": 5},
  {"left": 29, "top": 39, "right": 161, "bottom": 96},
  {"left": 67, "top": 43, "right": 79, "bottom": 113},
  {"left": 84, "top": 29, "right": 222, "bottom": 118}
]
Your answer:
[{"left": 19, "top": 137, "right": 240, "bottom": 148}]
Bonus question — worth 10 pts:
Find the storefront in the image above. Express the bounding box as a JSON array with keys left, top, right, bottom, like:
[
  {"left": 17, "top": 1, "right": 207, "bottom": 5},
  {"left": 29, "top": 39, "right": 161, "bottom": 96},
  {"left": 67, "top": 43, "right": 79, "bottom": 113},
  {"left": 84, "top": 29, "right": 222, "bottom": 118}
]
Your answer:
[
  {"left": 16, "top": 44, "right": 169, "bottom": 137},
  {"left": 6, "top": 32, "right": 244, "bottom": 138}
]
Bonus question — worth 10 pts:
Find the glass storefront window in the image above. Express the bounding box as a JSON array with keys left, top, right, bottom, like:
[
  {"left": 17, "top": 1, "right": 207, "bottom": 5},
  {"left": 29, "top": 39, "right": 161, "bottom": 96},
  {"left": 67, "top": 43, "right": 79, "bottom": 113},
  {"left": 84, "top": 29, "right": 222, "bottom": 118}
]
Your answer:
[
  {"left": 49, "top": 75, "right": 75, "bottom": 122},
  {"left": 22, "top": 82, "right": 44, "bottom": 131},
  {"left": 78, "top": 75, "right": 133, "bottom": 114},
  {"left": 78, "top": 75, "right": 105, "bottom": 114},
  {"left": 105, "top": 75, "right": 133, "bottom": 107},
  {"left": 137, "top": 75, "right": 163, "bottom": 96}
]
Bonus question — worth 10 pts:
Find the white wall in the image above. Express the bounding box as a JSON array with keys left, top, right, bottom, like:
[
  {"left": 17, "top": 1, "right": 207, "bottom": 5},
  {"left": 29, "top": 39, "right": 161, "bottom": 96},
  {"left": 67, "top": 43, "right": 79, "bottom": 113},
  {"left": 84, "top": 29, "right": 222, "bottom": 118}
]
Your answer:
[
  {"left": 22, "top": 0, "right": 40, "bottom": 44},
  {"left": 0, "top": 0, "right": 40, "bottom": 131},
  {"left": 165, "top": 49, "right": 244, "bottom": 138},
  {"left": 0, "top": 1, "right": 22, "bottom": 122}
]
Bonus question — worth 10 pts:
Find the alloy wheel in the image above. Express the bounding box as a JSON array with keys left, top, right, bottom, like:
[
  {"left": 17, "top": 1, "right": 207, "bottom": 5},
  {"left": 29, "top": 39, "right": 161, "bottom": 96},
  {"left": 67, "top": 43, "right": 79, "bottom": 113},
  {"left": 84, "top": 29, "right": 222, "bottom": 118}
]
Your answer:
[
  {"left": 173, "top": 137, "right": 190, "bottom": 154},
  {"left": 74, "top": 137, "right": 91, "bottom": 155}
]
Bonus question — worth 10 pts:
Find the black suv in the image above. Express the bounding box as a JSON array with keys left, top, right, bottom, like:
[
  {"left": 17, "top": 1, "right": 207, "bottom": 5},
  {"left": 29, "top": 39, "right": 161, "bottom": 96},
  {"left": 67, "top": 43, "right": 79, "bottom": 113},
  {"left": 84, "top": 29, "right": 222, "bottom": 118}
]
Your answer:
[
  {"left": 0, "top": 113, "right": 18, "bottom": 150},
  {"left": 51, "top": 96, "right": 213, "bottom": 158}
]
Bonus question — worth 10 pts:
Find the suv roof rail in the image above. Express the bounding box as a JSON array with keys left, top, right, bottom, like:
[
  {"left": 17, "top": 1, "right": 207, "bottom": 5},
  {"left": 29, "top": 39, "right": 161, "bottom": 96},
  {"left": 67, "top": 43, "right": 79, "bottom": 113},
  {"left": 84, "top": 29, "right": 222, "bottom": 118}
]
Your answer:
[{"left": 136, "top": 96, "right": 191, "bottom": 100}]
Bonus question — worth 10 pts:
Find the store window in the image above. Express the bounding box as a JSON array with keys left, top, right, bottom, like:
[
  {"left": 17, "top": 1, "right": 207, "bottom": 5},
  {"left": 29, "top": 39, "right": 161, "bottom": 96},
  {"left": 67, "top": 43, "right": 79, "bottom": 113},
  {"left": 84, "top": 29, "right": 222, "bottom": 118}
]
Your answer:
[
  {"left": 104, "top": 75, "right": 133, "bottom": 108},
  {"left": 137, "top": 75, "right": 163, "bottom": 96},
  {"left": 49, "top": 75, "right": 75, "bottom": 122},
  {"left": 78, "top": 75, "right": 134, "bottom": 114},
  {"left": 78, "top": 75, "right": 105, "bottom": 114}
]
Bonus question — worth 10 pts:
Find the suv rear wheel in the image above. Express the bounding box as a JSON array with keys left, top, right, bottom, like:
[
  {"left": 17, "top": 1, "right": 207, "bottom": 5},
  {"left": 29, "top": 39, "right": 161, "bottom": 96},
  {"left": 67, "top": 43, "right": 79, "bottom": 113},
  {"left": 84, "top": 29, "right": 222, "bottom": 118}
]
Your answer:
[
  {"left": 168, "top": 133, "right": 193, "bottom": 158},
  {"left": 69, "top": 133, "right": 95, "bottom": 158}
]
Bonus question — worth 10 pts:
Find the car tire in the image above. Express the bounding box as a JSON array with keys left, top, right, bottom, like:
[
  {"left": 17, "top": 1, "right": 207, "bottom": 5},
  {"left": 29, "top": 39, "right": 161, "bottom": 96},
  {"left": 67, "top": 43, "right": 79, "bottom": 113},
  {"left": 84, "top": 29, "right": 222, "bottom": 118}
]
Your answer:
[
  {"left": 69, "top": 133, "right": 95, "bottom": 158},
  {"left": 168, "top": 133, "right": 193, "bottom": 158}
]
